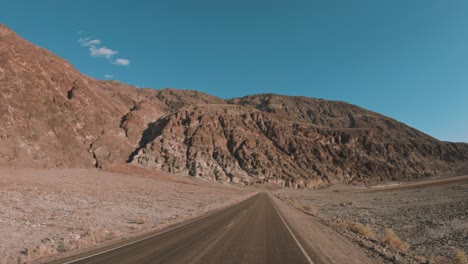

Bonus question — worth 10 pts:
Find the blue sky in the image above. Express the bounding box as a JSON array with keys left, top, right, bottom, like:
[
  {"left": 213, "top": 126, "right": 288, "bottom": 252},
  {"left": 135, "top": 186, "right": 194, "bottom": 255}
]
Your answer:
[{"left": 2, "top": 0, "right": 467, "bottom": 142}]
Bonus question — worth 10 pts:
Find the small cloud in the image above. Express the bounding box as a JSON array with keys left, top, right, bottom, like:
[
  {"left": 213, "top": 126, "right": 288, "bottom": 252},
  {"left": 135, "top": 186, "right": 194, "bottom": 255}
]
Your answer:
[
  {"left": 104, "top": 74, "right": 113, "bottom": 78},
  {"left": 113, "top": 58, "right": 130, "bottom": 66},
  {"left": 78, "top": 35, "right": 130, "bottom": 66},
  {"left": 80, "top": 39, "right": 101, "bottom": 47},
  {"left": 78, "top": 37, "right": 101, "bottom": 47},
  {"left": 78, "top": 37, "right": 89, "bottom": 44},
  {"left": 89, "top": 46, "right": 118, "bottom": 59}
]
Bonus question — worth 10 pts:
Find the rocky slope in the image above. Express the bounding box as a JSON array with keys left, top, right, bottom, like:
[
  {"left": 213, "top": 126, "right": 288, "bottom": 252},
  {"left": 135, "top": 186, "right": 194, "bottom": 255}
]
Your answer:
[
  {"left": 130, "top": 101, "right": 468, "bottom": 186},
  {"left": 0, "top": 24, "right": 191, "bottom": 168},
  {"left": 1, "top": 23, "right": 467, "bottom": 186}
]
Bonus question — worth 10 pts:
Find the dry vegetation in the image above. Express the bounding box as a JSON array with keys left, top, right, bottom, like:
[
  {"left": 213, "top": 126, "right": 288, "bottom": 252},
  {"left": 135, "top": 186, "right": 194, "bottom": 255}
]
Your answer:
[
  {"left": 128, "top": 214, "right": 147, "bottom": 225},
  {"left": 274, "top": 176, "right": 468, "bottom": 263},
  {"left": 348, "top": 222, "right": 376, "bottom": 239},
  {"left": 454, "top": 250, "right": 468, "bottom": 264},
  {"left": 302, "top": 205, "right": 318, "bottom": 215},
  {"left": 381, "top": 228, "right": 409, "bottom": 252}
]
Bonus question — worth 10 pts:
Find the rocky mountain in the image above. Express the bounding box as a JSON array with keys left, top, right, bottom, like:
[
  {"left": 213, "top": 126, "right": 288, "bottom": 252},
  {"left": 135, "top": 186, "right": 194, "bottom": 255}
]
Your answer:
[
  {"left": 130, "top": 98, "right": 468, "bottom": 186},
  {"left": 1, "top": 23, "right": 467, "bottom": 187},
  {"left": 0, "top": 24, "right": 163, "bottom": 168}
]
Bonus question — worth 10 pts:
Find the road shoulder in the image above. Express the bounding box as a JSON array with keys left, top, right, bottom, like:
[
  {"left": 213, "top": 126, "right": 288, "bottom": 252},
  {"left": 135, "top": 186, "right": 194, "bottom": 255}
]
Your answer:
[{"left": 269, "top": 193, "right": 377, "bottom": 264}]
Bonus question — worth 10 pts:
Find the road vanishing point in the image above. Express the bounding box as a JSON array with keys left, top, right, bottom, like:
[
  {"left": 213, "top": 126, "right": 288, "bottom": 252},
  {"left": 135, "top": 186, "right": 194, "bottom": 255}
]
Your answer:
[{"left": 51, "top": 193, "right": 317, "bottom": 264}]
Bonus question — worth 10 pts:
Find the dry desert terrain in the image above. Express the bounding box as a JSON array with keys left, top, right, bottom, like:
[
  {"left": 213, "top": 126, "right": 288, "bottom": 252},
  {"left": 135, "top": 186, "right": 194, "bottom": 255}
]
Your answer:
[
  {"left": 0, "top": 166, "right": 254, "bottom": 263},
  {"left": 274, "top": 175, "right": 468, "bottom": 263}
]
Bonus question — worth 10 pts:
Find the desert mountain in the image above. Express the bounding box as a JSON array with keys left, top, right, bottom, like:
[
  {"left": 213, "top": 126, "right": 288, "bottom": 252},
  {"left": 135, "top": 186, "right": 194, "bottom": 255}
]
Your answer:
[
  {"left": 1, "top": 23, "right": 467, "bottom": 187},
  {"left": 130, "top": 98, "right": 468, "bottom": 186}
]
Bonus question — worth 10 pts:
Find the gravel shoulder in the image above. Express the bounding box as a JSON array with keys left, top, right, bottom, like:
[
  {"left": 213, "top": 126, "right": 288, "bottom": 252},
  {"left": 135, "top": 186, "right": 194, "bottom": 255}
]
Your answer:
[
  {"left": 270, "top": 193, "right": 377, "bottom": 264},
  {"left": 273, "top": 175, "right": 468, "bottom": 264},
  {"left": 0, "top": 166, "right": 254, "bottom": 264}
]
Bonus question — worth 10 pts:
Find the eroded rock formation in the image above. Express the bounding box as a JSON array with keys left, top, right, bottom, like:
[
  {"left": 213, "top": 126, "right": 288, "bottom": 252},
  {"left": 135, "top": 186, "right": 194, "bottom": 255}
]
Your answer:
[{"left": 1, "top": 23, "right": 467, "bottom": 186}]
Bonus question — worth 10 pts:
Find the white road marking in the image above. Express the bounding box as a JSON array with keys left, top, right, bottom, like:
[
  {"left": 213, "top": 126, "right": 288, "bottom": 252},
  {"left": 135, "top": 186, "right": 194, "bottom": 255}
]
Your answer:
[
  {"left": 271, "top": 197, "right": 315, "bottom": 264},
  {"left": 63, "top": 214, "right": 207, "bottom": 263},
  {"left": 63, "top": 195, "right": 256, "bottom": 264}
]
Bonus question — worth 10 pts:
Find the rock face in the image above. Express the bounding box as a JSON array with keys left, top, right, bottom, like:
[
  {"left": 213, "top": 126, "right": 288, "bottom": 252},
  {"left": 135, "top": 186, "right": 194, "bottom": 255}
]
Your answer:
[
  {"left": 130, "top": 100, "right": 468, "bottom": 186},
  {"left": 1, "top": 23, "right": 467, "bottom": 186},
  {"left": 0, "top": 24, "right": 167, "bottom": 168}
]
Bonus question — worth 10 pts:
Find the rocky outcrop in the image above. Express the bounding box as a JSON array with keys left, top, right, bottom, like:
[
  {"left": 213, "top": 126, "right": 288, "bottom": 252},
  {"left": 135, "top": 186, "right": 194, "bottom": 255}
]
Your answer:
[
  {"left": 129, "top": 103, "right": 468, "bottom": 187},
  {"left": 155, "top": 88, "right": 225, "bottom": 113},
  {"left": 1, "top": 23, "right": 467, "bottom": 186},
  {"left": 0, "top": 24, "right": 159, "bottom": 168}
]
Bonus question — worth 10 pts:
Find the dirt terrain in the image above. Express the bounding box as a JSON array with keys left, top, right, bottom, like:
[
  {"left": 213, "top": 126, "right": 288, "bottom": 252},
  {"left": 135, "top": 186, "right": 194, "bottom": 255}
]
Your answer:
[
  {"left": 1, "top": 165, "right": 466, "bottom": 264},
  {"left": 0, "top": 167, "right": 254, "bottom": 264},
  {"left": 274, "top": 175, "right": 468, "bottom": 263}
]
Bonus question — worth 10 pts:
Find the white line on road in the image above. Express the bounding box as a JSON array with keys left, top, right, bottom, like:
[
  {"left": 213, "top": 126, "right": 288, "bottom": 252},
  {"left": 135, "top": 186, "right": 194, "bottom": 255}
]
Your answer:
[
  {"left": 63, "top": 195, "right": 257, "bottom": 264},
  {"left": 63, "top": 213, "right": 210, "bottom": 264},
  {"left": 271, "top": 197, "right": 314, "bottom": 264}
]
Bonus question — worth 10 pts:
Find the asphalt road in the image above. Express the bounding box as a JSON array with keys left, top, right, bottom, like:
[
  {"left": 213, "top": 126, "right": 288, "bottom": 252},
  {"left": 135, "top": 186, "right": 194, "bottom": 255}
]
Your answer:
[{"left": 54, "top": 193, "right": 313, "bottom": 264}]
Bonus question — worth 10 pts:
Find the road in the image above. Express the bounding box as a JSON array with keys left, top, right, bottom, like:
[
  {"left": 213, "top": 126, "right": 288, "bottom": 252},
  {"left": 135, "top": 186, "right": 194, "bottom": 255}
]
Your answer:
[{"left": 52, "top": 193, "right": 314, "bottom": 264}]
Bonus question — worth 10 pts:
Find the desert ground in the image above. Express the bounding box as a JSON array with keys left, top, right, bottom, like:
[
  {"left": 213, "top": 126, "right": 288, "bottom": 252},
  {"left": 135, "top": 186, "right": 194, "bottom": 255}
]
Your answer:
[
  {"left": 1, "top": 164, "right": 467, "bottom": 264},
  {"left": 0, "top": 166, "right": 255, "bottom": 264},
  {"left": 274, "top": 175, "right": 468, "bottom": 264}
]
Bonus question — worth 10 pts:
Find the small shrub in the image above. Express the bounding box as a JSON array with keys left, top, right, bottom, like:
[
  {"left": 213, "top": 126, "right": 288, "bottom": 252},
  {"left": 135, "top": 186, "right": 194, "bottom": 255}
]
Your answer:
[
  {"left": 454, "top": 250, "right": 467, "bottom": 264},
  {"left": 336, "top": 222, "right": 347, "bottom": 230},
  {"left": 381, "top": 228, "right": 409, "bottom": 252},
  {"left": 19, "top": 238, "right": 58, "bottom": 262},
  {"left": 429, "top": 256, "right": 451, "bottom": 264},
  {"left": 83, "top": 228, "right": 115, "bottom": 244},
  {"left": 128, "top": 215, "right": 146, "bottom": 225},
  {"left": 303, "top": 205, "right": 318, "bottom": 215},
  {"left": 348, "top": 222, "right": 376, "bottom": 239},
  {"left": 334, "top": 220, "right": 348, "bottom": 230}
]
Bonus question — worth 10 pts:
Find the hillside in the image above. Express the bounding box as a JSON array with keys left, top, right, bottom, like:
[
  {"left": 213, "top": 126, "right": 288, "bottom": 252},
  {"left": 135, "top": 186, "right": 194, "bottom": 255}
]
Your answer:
[
  {"left": 130, "top": 100, "right": 468, "bottom": 186},
  {"left": 1, "top": 23, "right": 467, "bottom": 186}
]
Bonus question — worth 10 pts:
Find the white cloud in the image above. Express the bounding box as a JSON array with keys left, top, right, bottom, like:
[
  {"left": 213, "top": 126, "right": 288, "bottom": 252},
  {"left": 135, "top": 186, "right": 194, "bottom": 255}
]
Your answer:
[
  {"left": 89, "top": 46, "right": 118, "bottom": 59},
  {"left": 84, "top": 39, "right": 101, "bottom": 47},
  {"left": 78, "top": 35, "right": 130, "bottom": 66},
  {"left": 78, "top": 38, "right": 102, "bottom": 47},
  {"left": 104, "top": 74, "right": 113, "bottom": 78},
  {"left": 113, "top": 58, "right": 130, "bottom": 66}
]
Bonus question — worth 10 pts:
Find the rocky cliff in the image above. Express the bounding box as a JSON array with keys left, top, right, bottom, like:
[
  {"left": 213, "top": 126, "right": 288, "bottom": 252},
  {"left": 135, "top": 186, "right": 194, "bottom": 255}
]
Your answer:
[
  {"left": 1, "top": 23, "right": 467, "bottom": 186},
  {"left": 130, "top": 101, "right": 468, "bottom": 186}
]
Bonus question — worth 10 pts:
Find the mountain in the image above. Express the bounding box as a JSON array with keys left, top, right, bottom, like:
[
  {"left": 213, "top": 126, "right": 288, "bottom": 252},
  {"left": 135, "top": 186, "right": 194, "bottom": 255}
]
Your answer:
[
  {"left": 0, "top": 24, "right": 164, "bottom": 168},
  {"left": 1, "top": 23, "right": 467, "bottom": 187},
  {"left": 130, "top": 96, "right": 467, "bottom": 186}
]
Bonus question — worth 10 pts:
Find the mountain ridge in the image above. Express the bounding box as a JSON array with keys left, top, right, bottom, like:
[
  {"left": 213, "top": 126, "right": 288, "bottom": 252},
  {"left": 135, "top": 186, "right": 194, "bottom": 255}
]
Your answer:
[{"left": 1, "top": 23, "right": 467, "bottom": 187}]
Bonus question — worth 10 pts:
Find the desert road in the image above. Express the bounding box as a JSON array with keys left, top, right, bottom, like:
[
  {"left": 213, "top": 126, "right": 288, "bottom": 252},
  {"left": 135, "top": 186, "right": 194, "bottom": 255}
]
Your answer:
[{"left": 51, "top": 193, "right": 315, "bottom": 264}]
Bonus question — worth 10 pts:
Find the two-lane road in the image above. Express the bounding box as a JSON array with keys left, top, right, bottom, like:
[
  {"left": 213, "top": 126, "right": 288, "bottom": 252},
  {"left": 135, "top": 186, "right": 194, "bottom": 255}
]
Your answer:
[{"left": 53, "top": 193, "right": 315, "bottom": 264}]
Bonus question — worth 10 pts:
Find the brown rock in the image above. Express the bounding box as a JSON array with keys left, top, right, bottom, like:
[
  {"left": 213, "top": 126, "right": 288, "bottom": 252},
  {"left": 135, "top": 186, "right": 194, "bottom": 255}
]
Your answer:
[
  {"left": 130, "top": 101, "right": 468, "bottom": 185},
  {"left": 1, "top": 23, "right": 467, "bottom": 186}
]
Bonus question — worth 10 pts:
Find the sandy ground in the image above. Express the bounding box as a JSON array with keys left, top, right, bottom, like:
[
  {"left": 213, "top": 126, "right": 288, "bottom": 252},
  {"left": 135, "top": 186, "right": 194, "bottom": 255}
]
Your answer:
[
  {"left": 0, "top": 167, "right": 254, "bottom": 264},
  {"left": 274, "top": 176, "right": 468, "bottom": 263}
]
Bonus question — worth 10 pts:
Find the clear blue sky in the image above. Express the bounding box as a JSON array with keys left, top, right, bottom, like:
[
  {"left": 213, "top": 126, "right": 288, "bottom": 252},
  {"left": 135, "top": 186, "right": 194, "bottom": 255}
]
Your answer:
[{"left": 2, "top": 0, "right": 467, "bottom": 142}]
